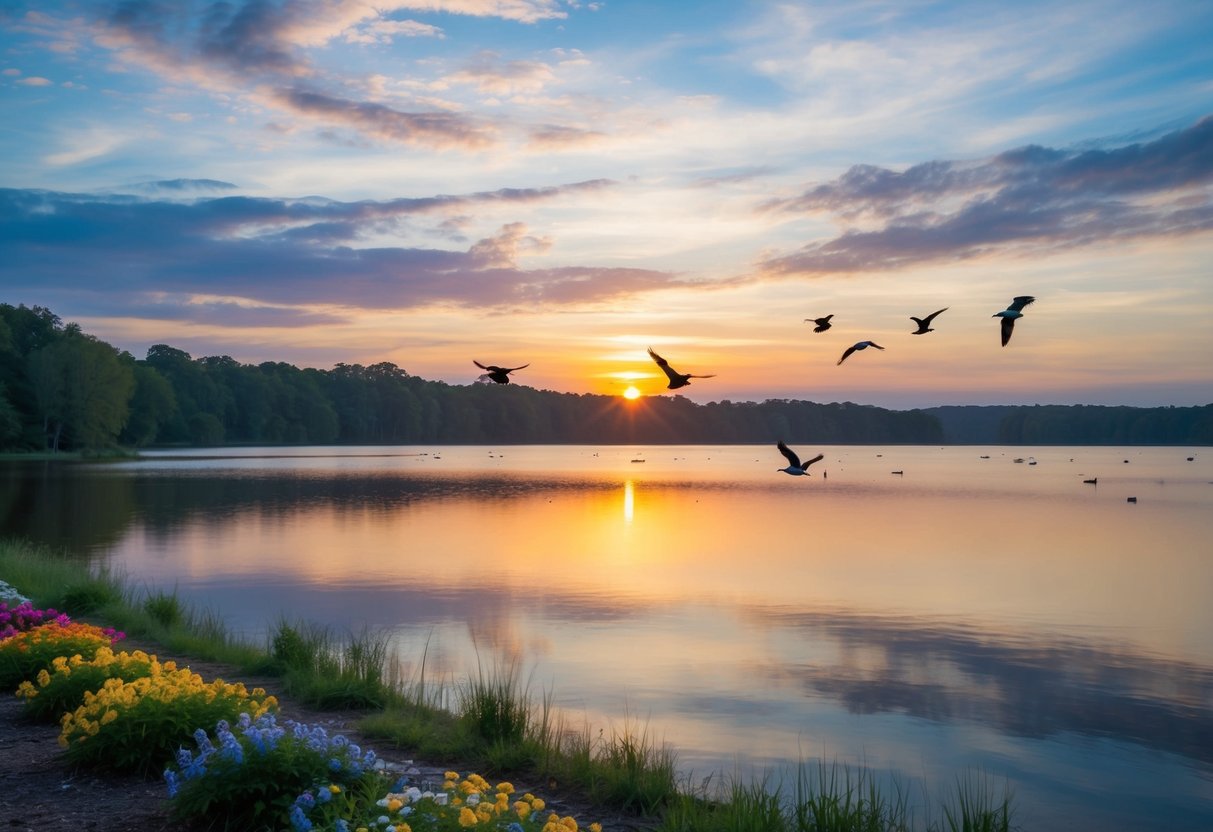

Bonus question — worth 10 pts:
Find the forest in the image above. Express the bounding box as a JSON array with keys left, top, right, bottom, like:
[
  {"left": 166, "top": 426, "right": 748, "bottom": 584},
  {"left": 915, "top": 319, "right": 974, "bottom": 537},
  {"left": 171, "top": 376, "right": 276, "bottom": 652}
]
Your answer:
[{"left": 0, "top": 303, "right": 1208, "bottom": 451}]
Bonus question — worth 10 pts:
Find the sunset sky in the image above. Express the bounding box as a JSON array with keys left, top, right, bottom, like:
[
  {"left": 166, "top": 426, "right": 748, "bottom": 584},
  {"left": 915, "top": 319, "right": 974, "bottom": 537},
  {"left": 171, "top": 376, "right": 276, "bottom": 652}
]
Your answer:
[{"left": 2, "top": 0, "right": 1211, "bottom": 409}]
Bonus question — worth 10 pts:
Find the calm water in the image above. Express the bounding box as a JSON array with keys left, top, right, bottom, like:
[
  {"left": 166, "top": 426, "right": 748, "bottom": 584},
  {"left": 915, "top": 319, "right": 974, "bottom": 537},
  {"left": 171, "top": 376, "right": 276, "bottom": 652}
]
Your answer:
[{"left": 4, "top": 445, "right": 1212, "bottom": 830}]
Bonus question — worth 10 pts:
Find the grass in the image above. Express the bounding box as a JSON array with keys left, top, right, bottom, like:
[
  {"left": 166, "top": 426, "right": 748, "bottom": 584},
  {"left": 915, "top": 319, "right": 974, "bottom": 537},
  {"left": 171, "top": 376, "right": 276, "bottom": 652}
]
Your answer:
[{"left": 1, "top": 538, "right": 1018, "bottom": 831}]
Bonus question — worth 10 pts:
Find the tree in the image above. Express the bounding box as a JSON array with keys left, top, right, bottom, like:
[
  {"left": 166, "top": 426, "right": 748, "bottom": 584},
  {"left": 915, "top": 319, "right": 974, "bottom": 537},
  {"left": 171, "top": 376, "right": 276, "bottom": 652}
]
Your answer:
[
  {"left": 120, "top": 362, "right": 177, "bottom": 447},
  {"left": 27, "top": 333, "right": 135, "bottom": 451}
]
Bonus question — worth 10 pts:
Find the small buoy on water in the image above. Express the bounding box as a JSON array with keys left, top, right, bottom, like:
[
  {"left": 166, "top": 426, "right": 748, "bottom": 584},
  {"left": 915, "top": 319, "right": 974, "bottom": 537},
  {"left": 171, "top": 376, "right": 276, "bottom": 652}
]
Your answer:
[
  {"left": 1127, "top": 496, "right": 1137, "bottom": 503},
  {"left": 1083, "top": 478, "right": 1097, "bottom": 484}
]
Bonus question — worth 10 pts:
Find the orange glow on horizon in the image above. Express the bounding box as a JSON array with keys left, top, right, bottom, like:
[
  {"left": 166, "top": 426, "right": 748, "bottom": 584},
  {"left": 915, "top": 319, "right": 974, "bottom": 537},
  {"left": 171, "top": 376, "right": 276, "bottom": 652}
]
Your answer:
[{"left": 623, "top": 386, "right": 641, "bottom": 400}]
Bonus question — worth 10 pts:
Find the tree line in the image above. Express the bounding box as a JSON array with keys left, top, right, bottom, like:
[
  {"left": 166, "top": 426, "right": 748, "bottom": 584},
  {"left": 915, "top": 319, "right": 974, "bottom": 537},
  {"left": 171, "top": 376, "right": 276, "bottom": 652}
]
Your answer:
[{"left": 1, "top": 303, "right": 1207, "bottom": 451}]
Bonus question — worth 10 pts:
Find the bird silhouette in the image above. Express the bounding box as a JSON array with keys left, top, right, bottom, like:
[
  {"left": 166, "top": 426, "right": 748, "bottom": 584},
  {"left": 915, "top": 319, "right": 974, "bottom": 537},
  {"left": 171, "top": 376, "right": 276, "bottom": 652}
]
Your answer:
[
  {"left": 910, "top": 308, "right": 948, "bottom": 335},
  {"left": 647, "top": 347, "right": 716, "bottom": 390},
  {"left": 805, "top": 314, "right": 834, "bottom": 333},
  {"left": 837, "top": 340, "right": 884, "bottom": 365},
  {"left": 777, "top": 441, "right": 824, "bottom": 476},
  {"left": 993, "top": 296, "right": 1035, "bottom": 346},
  {"left": 473, "top": 360, "right": 529, "bottom": 384}
]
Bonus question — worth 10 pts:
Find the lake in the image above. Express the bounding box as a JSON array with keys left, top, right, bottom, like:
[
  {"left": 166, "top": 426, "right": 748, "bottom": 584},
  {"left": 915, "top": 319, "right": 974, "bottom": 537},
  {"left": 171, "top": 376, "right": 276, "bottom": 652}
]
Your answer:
[{"left": 3, "top": 444, "right": 1212, "bottom": 830}]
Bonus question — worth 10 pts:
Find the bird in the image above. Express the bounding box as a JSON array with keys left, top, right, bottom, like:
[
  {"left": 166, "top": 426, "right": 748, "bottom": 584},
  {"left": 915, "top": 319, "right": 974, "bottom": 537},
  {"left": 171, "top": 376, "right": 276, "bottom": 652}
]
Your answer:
[
  {"left": 993, "top": 296, "right": 1035, "bottom": 346},
  {"left": 909, "top": 308, "right": 948, "bottom": 335},
  {"left": 837, "top": 341, "right": 884, "bottom": 365},
  {"left": 647, "top": 347, "right": 716, "bottom": 390},
  {"left": 805, "top": 314, "right": 834, "bottom": 333},
  {"left": 473, "top": 360, "right": 529, "bottom": 384},
  {"left": 777, "top": 441, "right": 824, "bottom": 476}
]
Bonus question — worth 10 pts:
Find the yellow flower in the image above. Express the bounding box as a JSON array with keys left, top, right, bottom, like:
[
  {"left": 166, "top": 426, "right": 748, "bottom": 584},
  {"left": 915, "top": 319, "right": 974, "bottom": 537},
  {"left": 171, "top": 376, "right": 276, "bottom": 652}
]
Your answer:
[
  {"left": 560, "top": 816, "right": 578, "bottom": 831},
  {"left": 397, "top": 825, "right": 411, "bottom": 832},
  {"left": 100, "top": 710, "right": 118, "bottom": 725},
  {"left": 329, "top": 785, "right": 342, "bottom": 794},
  {"left": 533, "top": 799, "right": 546, "bottom": 812},
  {"left": 387, "top": 798, "right": 404, "bottom": 812},
  {"left": 445, "top": 771, "right": 461, "bottom": 781},
  {"left": 15, "top": 681, "right": 36, "bottom": 700},
  {"left": 496, "top": 782, "right": 515, "bottom": 795},
  {"left": 36, "top": 669, "right": 50, "bottom": 687},
  {"left": 513, "top": 801, "right": 531, "bottom": 819},
  {"left": 590, "top": 824, "right": 602, "bottom": 832},
  {"left": 443, "top": 780, "right": 457, "bottom": 791},
  {"left": 458, "top": 807, "right": 479, "bottom": 827}
]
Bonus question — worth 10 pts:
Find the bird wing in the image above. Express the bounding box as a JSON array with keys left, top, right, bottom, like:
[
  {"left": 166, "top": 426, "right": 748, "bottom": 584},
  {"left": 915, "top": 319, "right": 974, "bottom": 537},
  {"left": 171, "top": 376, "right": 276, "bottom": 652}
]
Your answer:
[
  {"left": 504, "top": 364, "right": 529, "bottom": 373},
  {"left": 686, "top": 373, "right": 717, "bottom": 379},
  {"left": 837, "top": 345, "right": 857, "bottom": 365},
  {"left": 777, "top": 441, "right": 801, "bottom": 468},
  {"left": 869, "top": 342, "right": 885, "bottom": 349},
  {"left": 923, "top": 307, "right": 948, "bottom": 324},
  {"left": 1008, "top": 296, "right": 1036, "bottom": 312},
  {"left": 910, "top": 316, "right": 926, "bottom": 329},
  {"left": 1000, "top": 316, "right": 1015, "bottom": 346},
  {"left": 648, "top": 347, "right": 681, "bottom": 383},
  {"left": 802, "top": 453, "right": 825, "bottom": 469},
  {"left": 473, "top": 360, "right": 490, "bottom": 370}
]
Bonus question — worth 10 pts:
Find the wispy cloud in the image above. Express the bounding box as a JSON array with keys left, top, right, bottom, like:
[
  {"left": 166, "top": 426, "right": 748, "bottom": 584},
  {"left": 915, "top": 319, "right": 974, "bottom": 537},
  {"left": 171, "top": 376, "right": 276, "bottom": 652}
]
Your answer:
[
  {"left": 759, "top": 116, "right": 1213, "bottom": 275},
  {"left": 0, "top": 181, "right": 699, "bottom": 312}
]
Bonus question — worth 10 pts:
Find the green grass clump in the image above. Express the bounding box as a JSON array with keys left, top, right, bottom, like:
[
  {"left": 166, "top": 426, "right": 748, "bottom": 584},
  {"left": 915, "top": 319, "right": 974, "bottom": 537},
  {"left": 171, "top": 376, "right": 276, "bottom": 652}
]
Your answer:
[
  {"left": 270, "top": 618, "right": 398, "bottom": 710},
  {"left": 941, "top": 772, "right": 1012, "bottom": 832}
]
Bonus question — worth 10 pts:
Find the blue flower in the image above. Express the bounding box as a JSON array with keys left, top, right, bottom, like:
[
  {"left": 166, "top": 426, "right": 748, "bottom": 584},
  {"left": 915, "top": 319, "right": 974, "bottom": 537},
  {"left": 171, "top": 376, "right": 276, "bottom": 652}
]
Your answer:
[
  {"left": 163, "top": 769, "right": 181, "bottom": 798},
  {"left": 289, "top": 805, "right": 314, "bottom": 832}
]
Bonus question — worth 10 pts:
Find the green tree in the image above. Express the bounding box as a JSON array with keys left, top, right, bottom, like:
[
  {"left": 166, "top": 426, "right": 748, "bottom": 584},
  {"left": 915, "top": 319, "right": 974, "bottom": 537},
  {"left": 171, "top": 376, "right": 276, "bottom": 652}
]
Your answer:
[
  {"left": 27, "top": 331, "right": 135, "bottom": 451},
  {"left": 120, "top": 362, "right": 177, "bottom": 447}
]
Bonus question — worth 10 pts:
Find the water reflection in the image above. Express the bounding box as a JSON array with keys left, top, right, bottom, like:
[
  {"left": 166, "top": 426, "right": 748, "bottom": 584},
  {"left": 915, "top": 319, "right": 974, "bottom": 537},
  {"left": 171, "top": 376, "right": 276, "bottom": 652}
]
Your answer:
[{"left": 3, "top": 446, "right": 1212, "bottom": 831}]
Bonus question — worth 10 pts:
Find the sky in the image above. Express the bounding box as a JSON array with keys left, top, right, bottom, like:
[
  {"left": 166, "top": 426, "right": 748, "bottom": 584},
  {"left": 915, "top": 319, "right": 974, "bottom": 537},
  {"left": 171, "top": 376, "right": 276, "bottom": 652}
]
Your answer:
[{"left": 1, "top": 0, "right": 1211, "bottom": 409}]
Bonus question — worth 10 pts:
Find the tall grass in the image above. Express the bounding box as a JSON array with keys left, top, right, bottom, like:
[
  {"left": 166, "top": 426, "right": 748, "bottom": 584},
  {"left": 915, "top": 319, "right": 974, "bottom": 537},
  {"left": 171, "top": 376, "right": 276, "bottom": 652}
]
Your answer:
[{"left": 1, "top": 538, "right": 1018, "bottom": 830}]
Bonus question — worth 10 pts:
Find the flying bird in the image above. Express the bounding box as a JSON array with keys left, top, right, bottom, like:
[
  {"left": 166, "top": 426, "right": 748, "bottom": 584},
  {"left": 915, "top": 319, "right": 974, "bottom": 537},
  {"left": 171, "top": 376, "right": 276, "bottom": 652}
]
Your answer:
[
  {"left": 777, "top": 441, "right": 824, "bottom": 476},
  {"left": 909, "top": 308, "right": 948, "bottom": 335},
  {"left": 805, "top": 314, "right": 834, "bottom": 333},
  {"left": 837, "top": 341, "right": 884, "bottom": 365},
  {"left": 473, "top": 360, "right": 529, "bottom": 384},
  {"left": 993, "top": 296, "right": 1036, "bottom": 346},
  {"left": 647, "top": 347, "right": 716, "bottom": 390}
]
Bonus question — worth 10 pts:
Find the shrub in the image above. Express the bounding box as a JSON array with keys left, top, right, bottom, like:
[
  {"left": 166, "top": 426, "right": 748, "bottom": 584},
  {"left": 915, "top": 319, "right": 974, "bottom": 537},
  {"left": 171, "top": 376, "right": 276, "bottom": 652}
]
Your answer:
[
  {"left": 59, "top": 669, "right": 278, "bottom": 776},
  {"left": 292, "top": 768, "right": 603, "bottom": 832},
  {"left": 144, "top": 591, "right": 184, "bottom": 629},
  {"left": 16, "top": 647, "right": 159, "bottom": 722},
  {"left": 0, "top": 620, "right": 125, "bottom": 689},
  {"left": 165, "top": 713, "right": 387, "bottom": 831}
]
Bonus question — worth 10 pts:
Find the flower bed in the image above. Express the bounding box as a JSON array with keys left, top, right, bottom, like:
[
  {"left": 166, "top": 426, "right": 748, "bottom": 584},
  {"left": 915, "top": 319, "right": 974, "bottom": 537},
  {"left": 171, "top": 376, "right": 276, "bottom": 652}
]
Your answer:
[{"left": 0, "top": 618, "right": 125, "bottom": 689}]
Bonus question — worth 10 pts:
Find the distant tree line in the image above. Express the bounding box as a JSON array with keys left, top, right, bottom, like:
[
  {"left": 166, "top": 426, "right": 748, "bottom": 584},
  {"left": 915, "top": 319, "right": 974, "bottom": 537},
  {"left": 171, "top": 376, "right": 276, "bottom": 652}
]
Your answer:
[
  {"left": 925, "top": 404, "right": 1213, "bottom": 445},
  {"left": 1, "top": 303, "right": 1208, "bottom": 451}
]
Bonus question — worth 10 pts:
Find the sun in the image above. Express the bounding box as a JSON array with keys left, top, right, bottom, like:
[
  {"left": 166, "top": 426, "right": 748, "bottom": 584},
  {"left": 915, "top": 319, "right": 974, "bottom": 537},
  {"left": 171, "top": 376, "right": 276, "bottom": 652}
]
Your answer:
[{"left": 623, "top": 386, "right": 641, "bottom": 400}]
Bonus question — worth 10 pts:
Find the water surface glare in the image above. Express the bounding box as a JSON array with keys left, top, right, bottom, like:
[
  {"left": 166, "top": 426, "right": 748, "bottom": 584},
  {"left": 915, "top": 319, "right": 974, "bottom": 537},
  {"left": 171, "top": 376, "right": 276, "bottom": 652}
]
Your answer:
[{"left": 4, "top": 445, "right": 1212, "bottom": 831}]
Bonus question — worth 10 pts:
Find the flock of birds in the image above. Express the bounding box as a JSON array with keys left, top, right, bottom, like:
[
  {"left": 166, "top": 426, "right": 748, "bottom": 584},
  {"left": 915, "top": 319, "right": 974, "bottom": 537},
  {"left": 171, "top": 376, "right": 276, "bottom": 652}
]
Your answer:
[{"left": 473, "top": 295, "right": 1039, "bottom": 477}]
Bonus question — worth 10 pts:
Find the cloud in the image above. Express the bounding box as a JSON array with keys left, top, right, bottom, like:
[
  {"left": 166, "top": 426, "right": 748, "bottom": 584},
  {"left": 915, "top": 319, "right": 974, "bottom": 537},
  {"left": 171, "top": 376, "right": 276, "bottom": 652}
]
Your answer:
[
  {"left": 78, "top": 1, "right": 572, "bottom": 150},
  {"left": 272, "top": 87, "right": 497, "bottom": 148},
  {"left": 447, "top": 51, "right": 557, "bottom": 96},
  {"left": 16, "top": 76, "right": 53, "bottom": 86},
  {"left": 0, "top": 182, "right": 697, "bottom": 312},
  {"left": 127, "top": 179, "right": 241, "bottom": 194},
  {"left": 760, "top": 115, "right": 1213, "bottom": 275}
]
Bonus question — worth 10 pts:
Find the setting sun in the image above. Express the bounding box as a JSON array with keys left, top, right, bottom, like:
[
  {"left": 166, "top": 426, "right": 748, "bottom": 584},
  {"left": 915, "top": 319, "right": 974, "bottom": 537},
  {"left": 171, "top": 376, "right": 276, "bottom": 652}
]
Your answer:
[{"left": 623, "top": 386, "right": 641, "bottom": 400}]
